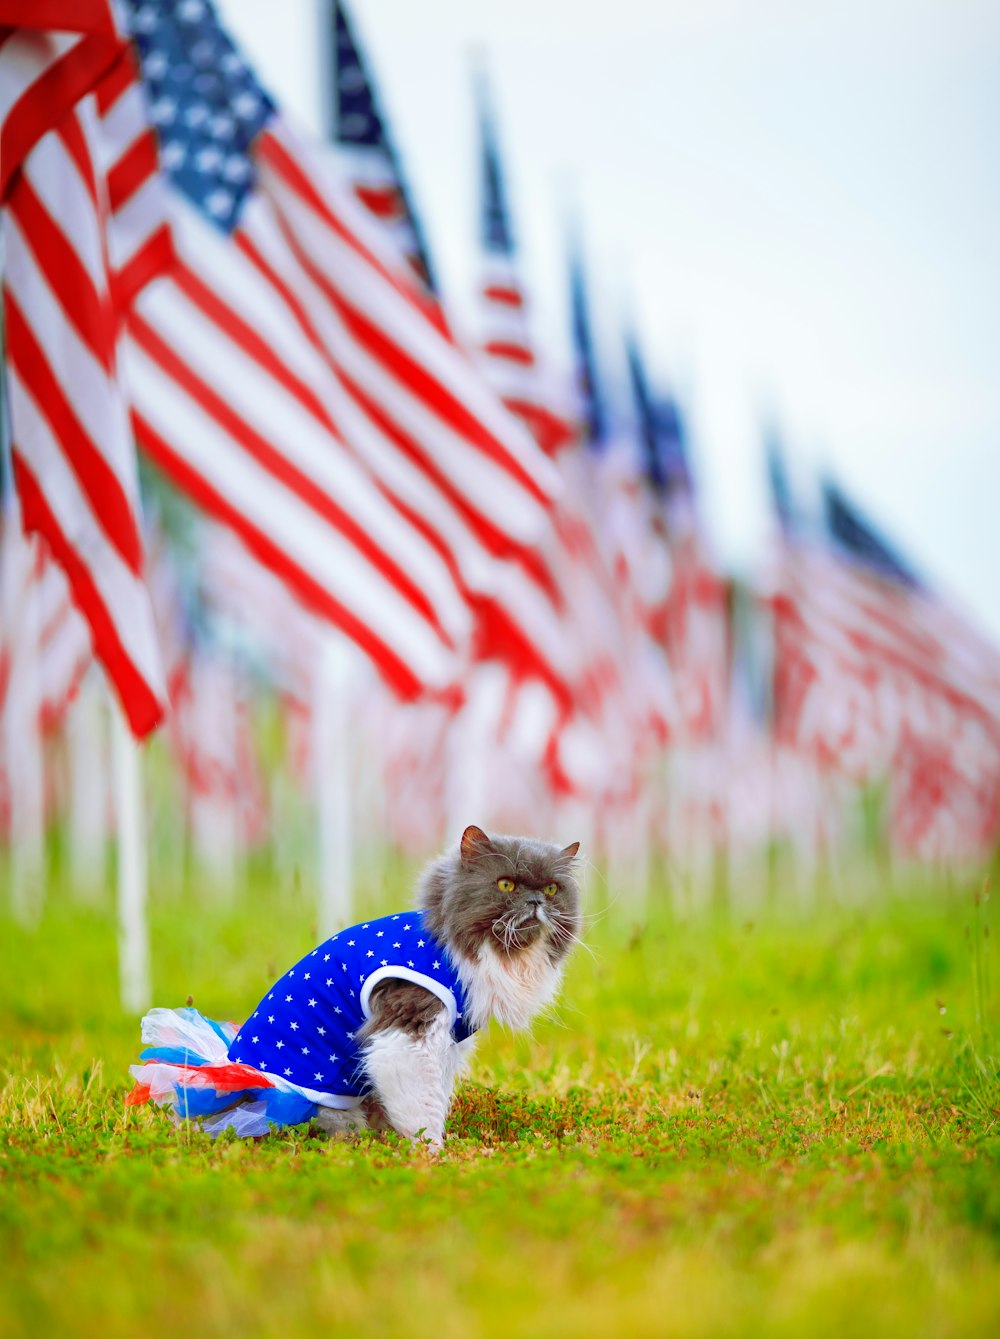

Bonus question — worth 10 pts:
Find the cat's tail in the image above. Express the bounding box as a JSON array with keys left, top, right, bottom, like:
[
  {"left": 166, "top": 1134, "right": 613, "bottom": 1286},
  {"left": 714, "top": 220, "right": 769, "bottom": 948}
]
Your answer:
[{"left": 126, "top": 1006, "right": 318, "bottom": 1137}]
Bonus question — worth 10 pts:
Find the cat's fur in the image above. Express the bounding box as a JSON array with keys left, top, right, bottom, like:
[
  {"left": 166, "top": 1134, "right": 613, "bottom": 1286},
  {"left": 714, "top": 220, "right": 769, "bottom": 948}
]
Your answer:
[{"left": 314, "top": 825, "right": 581, "bottom": 1147}]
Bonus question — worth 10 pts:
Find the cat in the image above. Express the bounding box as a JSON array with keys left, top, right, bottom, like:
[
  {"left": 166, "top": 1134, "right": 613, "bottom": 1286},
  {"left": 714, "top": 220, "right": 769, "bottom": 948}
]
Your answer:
[
  {"left": 313, "top": 824, "right": 582, "bottom": 1146},
  {"left": 129, "top": 825, "right": 582, "bottom": 1147}
]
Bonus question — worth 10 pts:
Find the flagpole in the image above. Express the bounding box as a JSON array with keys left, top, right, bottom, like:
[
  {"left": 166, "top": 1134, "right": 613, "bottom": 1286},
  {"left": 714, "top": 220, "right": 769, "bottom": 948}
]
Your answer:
[
  {"left": 2, "top": 352, "right": 46, "bottom": 926},
  {"left": 67, "top": 670, "right": 109, "bottom": 901},
  {"left": 315, "top": 632, "right": 357, "bottom": 937},
  {"left": 112, "top": 696, "right": 151, "bottom": 1014}
]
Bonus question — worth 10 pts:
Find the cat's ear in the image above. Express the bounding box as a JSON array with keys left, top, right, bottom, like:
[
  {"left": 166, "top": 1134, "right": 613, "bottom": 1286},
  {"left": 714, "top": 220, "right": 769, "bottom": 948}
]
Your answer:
[
  {"left": 461, "top": 824, "right": 495, "bottom": 863},
  {"left": 560, "top": 841, "right": 581, "bottom": 861}
]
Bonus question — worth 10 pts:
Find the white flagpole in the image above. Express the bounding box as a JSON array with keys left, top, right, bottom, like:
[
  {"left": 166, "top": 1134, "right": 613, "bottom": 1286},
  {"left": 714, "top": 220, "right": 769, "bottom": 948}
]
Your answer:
[
  {"left": 112, "top": 697, "right": 151, "bottom": 1014},
  {"left": 67, "top": 670, "right": 109, "bottom": 900},
  {"left": 3, "top": 527, "right": 46, "bottom": 927},
  {"left": 315, "top": 633, "right": 357, "bottom": 937}
]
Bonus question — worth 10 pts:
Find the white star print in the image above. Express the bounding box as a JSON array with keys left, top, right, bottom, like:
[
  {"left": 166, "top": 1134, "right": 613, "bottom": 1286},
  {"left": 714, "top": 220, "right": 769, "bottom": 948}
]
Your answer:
[
  {"left": 304, "top": 973, "right": 311, "bottom": 981},
  {"left": 276, "top": 1041, "right": 284, "bottom": 1049},
  {"left": 393, "top": 942, "right": 401, "bottom": 948},
  {"left": 392, "top": 916, "right": 399, "bottom": 921},
  {"left": 362, "top": 924, "right": 370, "bottom": 930},
  {"left": 260, "top": 1061, "right": 268, "bottom": 1070},
  {"left": 380, "top": 959, "right": 388, "bottom": 966},
  {"left": 346, "top": 1031, "right": 355, "bottom": 1040},
  {"left": 407, "top": 960, "right": 415, "bottom": 967},
  {"left": 347, "top": 941, "right": 355, "bottom": 947},
  {"left": 433, "top": 961, "right": 440, "bottom": 969},
  {"left": 366, "top": 950, "right": 374, "bottom": 958},
  {"left": 376, "top": 931, "right": 384, "bottom": 938},
  {"left": 317, "top": 1026, "right": 326, "bottom": 1036},
  {"left": 326, "top": 978, "right": 333, "bottom": 987},
  {"left": 417, "top": 939, "right": 425, "bottom": 947},
  {"left": 333, "top": 1007, "right": 341, "bottom": 1015},
  {"left": 403, "top": 924, "right": 411, "bottom": 931},
  {"left": 284, "top": 1068, "right": 292, "bottom": 1077},
  {"left": 285, "top": 994, "right": 293, "bottom": 1002},
  {"left": 329, "top": 1055, "right": 338, "bottom": 1063},
  {"left": 324, "top": 954, "right": 331, "bottom": 961},
  {"left": 267, "top": 1016, "right": 275, "bottom": 1024},
  {"left": 290, "top": 1022, "right": 299, "bottom": 1031},
  {"left": 308, "top": 999, "right": 317, "bottom": 1008},
  {"left": 251, "top": 1035, "right": 259, "bottom": 1043},
  {"left": 314, "top": 1072, "right": 323, "bottom": 1081},
  {"left": 301, "top": 1047, "right": 309, "bottom": 1055}
]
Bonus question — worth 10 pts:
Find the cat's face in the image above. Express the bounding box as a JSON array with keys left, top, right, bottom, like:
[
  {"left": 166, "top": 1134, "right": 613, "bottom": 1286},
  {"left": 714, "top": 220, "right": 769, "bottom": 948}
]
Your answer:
[{"left": 420, "top": 825, "right": 582, "bottom": 964}]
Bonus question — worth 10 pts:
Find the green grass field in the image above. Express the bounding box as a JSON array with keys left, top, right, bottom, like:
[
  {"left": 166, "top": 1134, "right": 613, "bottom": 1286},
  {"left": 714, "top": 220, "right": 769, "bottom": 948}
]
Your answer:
[{"left": 1, "top": 865, "right": 998, "bottom": 1338}]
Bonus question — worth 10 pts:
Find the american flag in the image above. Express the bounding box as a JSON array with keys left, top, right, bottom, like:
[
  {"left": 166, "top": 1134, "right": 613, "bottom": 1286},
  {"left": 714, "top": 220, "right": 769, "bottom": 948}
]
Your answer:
[
  {"left": 468, "top": 102, "right": 642, "bottom": 801},
  {"left": 120, "top": 0, "right": 566, "bottom": 701},
  {"left": 1, "top": 13, "right": 168, "bottom": 737},
  {"left": 329, "top": 0, "right": 437, "bottom": 296},
  {"left": 625, "top": 334, "right": 729, "bottom": 746},
  {"left": 769, "top": 465, "right": 1000, "bottom": 861},
  {"left": 474, "top": 83, "right": 575, "bottom": 458}
]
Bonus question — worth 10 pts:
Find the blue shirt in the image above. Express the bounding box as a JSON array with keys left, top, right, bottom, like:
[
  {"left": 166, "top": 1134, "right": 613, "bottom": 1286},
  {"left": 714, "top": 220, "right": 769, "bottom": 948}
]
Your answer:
[{"left": 228, "top": 910, "right": 474, "bottom": 1100}]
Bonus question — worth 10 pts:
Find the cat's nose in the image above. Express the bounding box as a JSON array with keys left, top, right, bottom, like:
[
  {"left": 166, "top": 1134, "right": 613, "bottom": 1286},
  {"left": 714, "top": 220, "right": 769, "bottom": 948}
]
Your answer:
[{"left": 524, "top": 893, "right": 544, "bottom": 908}]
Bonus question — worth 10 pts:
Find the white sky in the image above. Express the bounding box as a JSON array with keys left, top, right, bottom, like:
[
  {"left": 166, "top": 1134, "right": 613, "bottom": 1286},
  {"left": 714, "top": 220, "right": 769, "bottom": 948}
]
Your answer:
[{"left": 217, "top": 0, "right": 1000, "bottom": 641}]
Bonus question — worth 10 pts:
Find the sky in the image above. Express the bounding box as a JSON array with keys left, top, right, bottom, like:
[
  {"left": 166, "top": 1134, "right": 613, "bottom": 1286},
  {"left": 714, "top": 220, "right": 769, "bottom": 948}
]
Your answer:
[{"left": 216, "top": 0, "right": 1000, "bottom": 642}]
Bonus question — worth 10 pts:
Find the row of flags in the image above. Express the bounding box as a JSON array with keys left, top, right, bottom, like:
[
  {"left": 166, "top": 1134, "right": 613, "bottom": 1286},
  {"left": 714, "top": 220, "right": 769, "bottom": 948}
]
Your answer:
[{"left": 2, "top": 0, "right": 999, "bottom": 890}]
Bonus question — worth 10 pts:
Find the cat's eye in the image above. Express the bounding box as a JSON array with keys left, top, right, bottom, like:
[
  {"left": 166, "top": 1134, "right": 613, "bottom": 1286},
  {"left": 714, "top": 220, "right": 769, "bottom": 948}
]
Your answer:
[
  {"left": 543, "top": 883, "right": 558, "bottom": 898},
  {"left": 497, "top": 877, "right": 515, "bottom": 893}
]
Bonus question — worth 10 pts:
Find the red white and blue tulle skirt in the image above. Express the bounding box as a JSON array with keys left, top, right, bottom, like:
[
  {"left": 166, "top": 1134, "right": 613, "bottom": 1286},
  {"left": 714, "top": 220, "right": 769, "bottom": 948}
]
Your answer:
[{"left": 127, "top": 1006, "right": 355, "bottom": 1138}]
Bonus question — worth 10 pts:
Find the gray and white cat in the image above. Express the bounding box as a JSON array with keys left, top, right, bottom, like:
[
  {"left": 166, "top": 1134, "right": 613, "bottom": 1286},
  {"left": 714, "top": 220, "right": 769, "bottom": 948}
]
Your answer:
[{"left": 316, "top": 824, "right": 581, "bottom": 1146}]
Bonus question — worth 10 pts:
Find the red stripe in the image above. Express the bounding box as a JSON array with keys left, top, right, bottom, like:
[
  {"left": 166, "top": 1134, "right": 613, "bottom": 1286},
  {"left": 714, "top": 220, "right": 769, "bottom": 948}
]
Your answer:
[
  {"left": 483, "top": 283, "right": 523, "bottom": 309},
  {"left": 0, "top": 1, "right": 117, "bottom": 34},
  {"left": 483, "top": 339, "right": 536, "bottom": 368},
  {"left": 503, "top": 397, "right": 576, "bottom": 457},
  {"left": 93, "top": 42, "right": 136, "bottom": 115},
  {"left": 4, "top": 290, "right": 143, "bottom": 573},
  {"left": 106, "top": 127, "right": 158, "bottom": 211},
  {"left": 8, "top": 170, "right": 113, "bottom": 374},
  {"left": 111, "top": 223, "right": 174, "bottom": 310},
  {"left": 129, "top": 301, "right": 454, "bottom": 649},
  {"left": 0, "top": 31, "right": 120, "bottom": 200},
  {"left": 132, "top": 409, "right": 425, "bottom": 702},
  {"left": 12, "top": 453, "right": 163, "bottom": 738},
  {"left": 353, "top": 182, "right": 401, "bottom": 220}
]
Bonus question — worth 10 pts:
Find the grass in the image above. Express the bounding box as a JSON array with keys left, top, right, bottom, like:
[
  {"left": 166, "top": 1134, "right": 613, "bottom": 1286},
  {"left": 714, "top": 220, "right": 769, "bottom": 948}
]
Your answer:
[{"left": 1, "top": 862, "right": 998, "bottom": 1338}]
